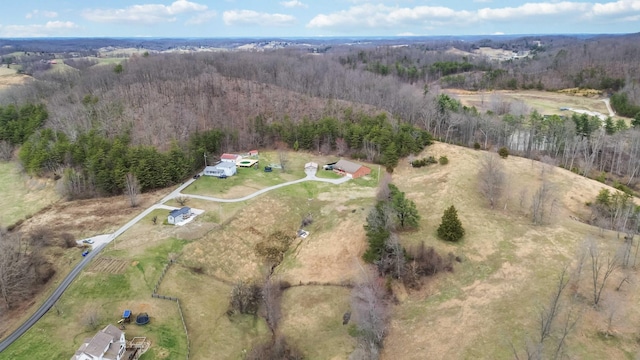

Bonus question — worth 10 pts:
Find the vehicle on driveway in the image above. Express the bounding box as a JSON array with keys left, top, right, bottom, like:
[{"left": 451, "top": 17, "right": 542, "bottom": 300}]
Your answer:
[
  {"left": 82, "top": 249, "right": 90, "bottom": 257},
  {"left": 193, "top": 174, "right": 200, "bottom": 179},
  {"left": 82, "top": 239, "right": 94, "bottom": 244}
]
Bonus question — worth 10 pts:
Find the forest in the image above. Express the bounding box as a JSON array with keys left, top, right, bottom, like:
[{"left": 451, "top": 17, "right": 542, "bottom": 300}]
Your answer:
[{"left": 2, "top": 33, "right": 639, "bottom": 197}]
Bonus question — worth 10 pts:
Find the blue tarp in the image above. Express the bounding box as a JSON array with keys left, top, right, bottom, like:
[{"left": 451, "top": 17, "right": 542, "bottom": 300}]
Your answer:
[{"left": 123, "top": 310, "right": 131, "bottom": 318}]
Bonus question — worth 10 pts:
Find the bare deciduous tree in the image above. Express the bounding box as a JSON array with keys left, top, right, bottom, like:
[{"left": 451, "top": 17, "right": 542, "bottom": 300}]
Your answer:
[
  {"left": 531, "top": 180, "right": 553, "bottom": 225},
  {"left": 478, "top": 153, "right": 505, "bottom": 209},
  {"left": 350, "top": 270, "right": 389, "bottom": 360},
  {"left": 124, "top": 172, "right": 140, "bottom": 207},
  {"left": 0, "top": 231, "right": 36, "bottom": 310},
  {"left": 262, "top": 278, "right": 283, "bottom": 334},
  {"left": 588, "top": 239, "right": 619, "bottom": 306},
  {"left": 175, "top": 195, "right": 189, "bottom": 207}
]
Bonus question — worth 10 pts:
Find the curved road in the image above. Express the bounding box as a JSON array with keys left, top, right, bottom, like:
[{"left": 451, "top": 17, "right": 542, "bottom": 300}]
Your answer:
[{"left": 0, "top": 168, "right": 349, "bottom": 353}]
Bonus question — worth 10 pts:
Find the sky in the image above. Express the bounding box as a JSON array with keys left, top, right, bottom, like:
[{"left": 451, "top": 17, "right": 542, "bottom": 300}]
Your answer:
[{"left": 0, "top": 0, "right": 638, "bottom": 38}]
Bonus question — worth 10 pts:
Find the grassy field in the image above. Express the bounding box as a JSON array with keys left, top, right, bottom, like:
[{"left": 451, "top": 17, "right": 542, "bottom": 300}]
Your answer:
[
  {"left": 0, "top": 162, "right": 59, "bottom": 227},
  {"left": 0, "top": 238, "right": 189, "bottom": 360},
  {"left": 444, "top": 89, "right": 624, "bottom": 120}
]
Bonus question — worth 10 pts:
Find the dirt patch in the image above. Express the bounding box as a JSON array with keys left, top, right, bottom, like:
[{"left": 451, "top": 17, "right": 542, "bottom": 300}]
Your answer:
[{"left": 88, "top": 257, "right": 129, "bottom": 274}]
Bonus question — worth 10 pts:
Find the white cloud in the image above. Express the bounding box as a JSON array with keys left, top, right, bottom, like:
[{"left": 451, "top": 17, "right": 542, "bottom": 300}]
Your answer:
[
  {"left": 82, "top": 0, "right": 208, "bottom": 25},
  {"left": 25, "top": 10, "right": 58, "bottom": 19},
  {"left": 223, "top": 10, "right": 296, "bottom": 26},
  {"left": 0, "top": 21, "right": 78, "bottom": 37},
  {"left": 307, "top": 1, "right": 640, "bottom": 31},
  {"left": 280, "top": 0, "right": 308, "bottom": 8},
  {"left": 186, "top": 10, "right": 217, "bottom": 25}
]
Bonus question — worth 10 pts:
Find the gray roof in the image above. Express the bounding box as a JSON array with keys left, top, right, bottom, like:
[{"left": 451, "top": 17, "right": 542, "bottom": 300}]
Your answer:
[
  {"left": 334, "top": 159, "right": 364, "bottom": 174},
  {"left": 101, "top": 324, "right": 123, "bottom": 340},
  {"left": 83, "top": 331, "right": 113, "bottom": 358},
  {"left": 205, "top": 161, "right": 236, "bottom": 171},
  {"left": 170, "top": 207, "right": 191, "bottom": 217}
]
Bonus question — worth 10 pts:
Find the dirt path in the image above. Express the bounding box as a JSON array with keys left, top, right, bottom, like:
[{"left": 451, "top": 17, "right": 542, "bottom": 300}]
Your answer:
[{"left": 603, "top": 98, "right": 615, "bottom": 116}]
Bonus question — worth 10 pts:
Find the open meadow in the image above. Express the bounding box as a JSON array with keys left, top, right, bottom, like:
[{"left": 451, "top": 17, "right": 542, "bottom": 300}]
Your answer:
[{"left": 2, "top": 145, "right": 639, "bottom": 359}]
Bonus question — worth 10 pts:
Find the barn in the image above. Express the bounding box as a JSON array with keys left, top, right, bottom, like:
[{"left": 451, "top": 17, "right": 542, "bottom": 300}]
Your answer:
[
  {"left": 168, "top": 207, "right": 191, "bottom": 225},
  {"left": 204, "top": 162, "right": 237, "bottom": 177},
  {"left": 333, "top": 159, "right": 371, "bottom": 179},
  {"left": 220, "top": 153, "right": 242, "bottom": 163}
]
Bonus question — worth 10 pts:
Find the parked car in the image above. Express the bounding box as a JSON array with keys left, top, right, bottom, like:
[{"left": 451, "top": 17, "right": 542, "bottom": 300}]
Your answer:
[
  {"left": 82, "top": 250, "right": 90, "bottom": 257},
  {"left": 219, "top": 174, "right": 228, "bottom": 179},
  {"left": 264, "top": 166, "right": 272, "bottom": 172},
  {"left": 193, "top": 174, "right": 200, "bottom": 179},
  {"left": 82, "top": 239, "right": 94, "bottom": 244}
]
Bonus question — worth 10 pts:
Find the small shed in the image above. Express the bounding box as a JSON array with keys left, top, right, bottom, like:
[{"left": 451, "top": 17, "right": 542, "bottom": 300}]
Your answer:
[
  {"left": 333, "top": 159, "right": 371, "bottom": 179},
  {"left": 220, "top": 153, "right": 242, "bottom": 163},
  {"left": 168, "top": 207, "right": 191, "bottom": 225},
  {"left": 248, "top": 150, "right": 259, "bottom": 157},
  {"left": 204, "top": 162, "right": 237, "bottom": 177}
]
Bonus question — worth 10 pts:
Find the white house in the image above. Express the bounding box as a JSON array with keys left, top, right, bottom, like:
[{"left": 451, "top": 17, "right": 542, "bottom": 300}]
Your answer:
[
  {"left": 204, "top": 162, "right": 236, "bottom": 177},
  {"left": 71, "top": 324, "right": 126, "bottom": 360},
  {"left": 168, "top": 207, "right": 191, "bottom": 225}
]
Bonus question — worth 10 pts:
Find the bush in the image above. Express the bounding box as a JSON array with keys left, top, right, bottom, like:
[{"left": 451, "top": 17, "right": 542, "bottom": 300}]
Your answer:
[
  {"left": 498, "top": 147, "right": 509, "bottom": 158},
  {"left": 228, "top": 281, "right": 261, "bottom": 315},
  {"left": 473, "top": 142, "right": 481, "bottom": 150},
  {"left": 60, "top": 232, "right": 76, "bottom": 248},
  {"left": 403, "top": 242, "right": 454, "bottom": 289},
  {"left": 439, "top": 156, "right": 449, "bottom": 165},
  {"left": 410, "top": 156, "right": 437, "bottom": 168}
]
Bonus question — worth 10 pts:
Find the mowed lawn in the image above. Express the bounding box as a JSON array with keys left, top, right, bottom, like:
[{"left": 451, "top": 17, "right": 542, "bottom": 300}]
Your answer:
[
  {"left": 0, "top": 162, "right": 59, "bottom": 227},
  {"left": 0, "top": 238, "right": 189, "bottom": 360}
]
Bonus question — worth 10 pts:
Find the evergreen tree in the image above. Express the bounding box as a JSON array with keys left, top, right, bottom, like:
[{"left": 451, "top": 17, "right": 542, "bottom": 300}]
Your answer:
[
  {"left": 382, "top": 142, "right": 399, "bottom": 171},
  {"left": 389, "top": 184, "right": 420, "bottom": 229},
  {"left": 437, "top": 205, "right": 465, "bottom": 242},
  {"left": 604, "top": 117, "right": 615, "bottom": 135},
  {"left": 363, "top": 203, "right": 390, "bottom": 263}
]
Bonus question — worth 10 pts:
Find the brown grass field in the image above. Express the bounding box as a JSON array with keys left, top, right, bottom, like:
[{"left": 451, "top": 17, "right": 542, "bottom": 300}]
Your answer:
[
  {"left": 444, "top": 88, "right": 622, "bottom": 119},
  {"left": 2, "top": 145, "right": 640, "bottom": 359}
]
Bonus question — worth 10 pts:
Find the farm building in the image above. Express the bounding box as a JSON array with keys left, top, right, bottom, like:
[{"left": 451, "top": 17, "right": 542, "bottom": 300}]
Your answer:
[
  {"left": 168, "top": 207, "right": 191, "bottom": 225},
  {"left": 333, "top": 159, "right": 371, "bottom": 179},
  {"left": 220, "top": 153, "right": 242, "bottom": 163},
  {"left": 71, "top": 324, "right": 126, "bottom": 360},
  {"left": 204, "top": 162, "right": 237, "bottom": 177}
]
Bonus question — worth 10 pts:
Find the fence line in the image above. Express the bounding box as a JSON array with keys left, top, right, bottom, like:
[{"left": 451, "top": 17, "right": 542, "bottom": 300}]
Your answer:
[{"left": 150, "top": 260, "right": 190, "bottom": 360}]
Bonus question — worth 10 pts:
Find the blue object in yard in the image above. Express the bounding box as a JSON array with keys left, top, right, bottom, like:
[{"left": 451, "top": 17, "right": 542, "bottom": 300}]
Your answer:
[
  {"left": 82, "top": 250, "right": 89, "bottom": 257},
  {"left": 264, "top": 166, "right": 272, "bottom": 172},
  {"left": 123, "top": 310, "right": 131, "bottom": 318},
  {"left": 219, "top": 174, "right": 227, "bottom": 179}
]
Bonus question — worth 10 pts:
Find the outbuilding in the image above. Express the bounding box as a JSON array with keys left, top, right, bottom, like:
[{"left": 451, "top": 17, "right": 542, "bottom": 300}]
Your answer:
[
  {"left": 204, "top": 162, "right": 237, "bottom": 177},
  {"left": 220, "top": 153, "right": 242, "bottom": 163},
  {"left": 333, "top": 159, "right": 371, "bottom": 179},
  {"left": 168, "top": 207, "right": 191, "bottom": 225}
]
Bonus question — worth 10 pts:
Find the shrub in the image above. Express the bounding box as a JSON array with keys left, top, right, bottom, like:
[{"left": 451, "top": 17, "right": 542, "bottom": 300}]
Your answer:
[
  {"left": 60, "top": 232, "right": 76, "bottom": 248},
  {"left": 498, "top": 147, "right": 509, "bottom": 158},
  {"left": 439, "top": 156, "right": 449, "bottom": 165},
  {"left": 228, "top": 281, "right": 261, "bottom": 315},
  {"left": 473, "top": 142, "right": 481, "bottom": 150}
]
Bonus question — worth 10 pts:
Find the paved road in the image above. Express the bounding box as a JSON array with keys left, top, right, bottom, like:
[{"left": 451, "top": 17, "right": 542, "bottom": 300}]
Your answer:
[
  {"left": 0, "top": 243, "right": 106, "bottom": 353},
  {"left": 0, "top": 168, "right": 350, "bottom": 353}
]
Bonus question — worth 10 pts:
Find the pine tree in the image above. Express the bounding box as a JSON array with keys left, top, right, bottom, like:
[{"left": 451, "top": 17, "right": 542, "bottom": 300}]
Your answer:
[{"left": 437, "top": 205, "right": 465, "bottom": 242}]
